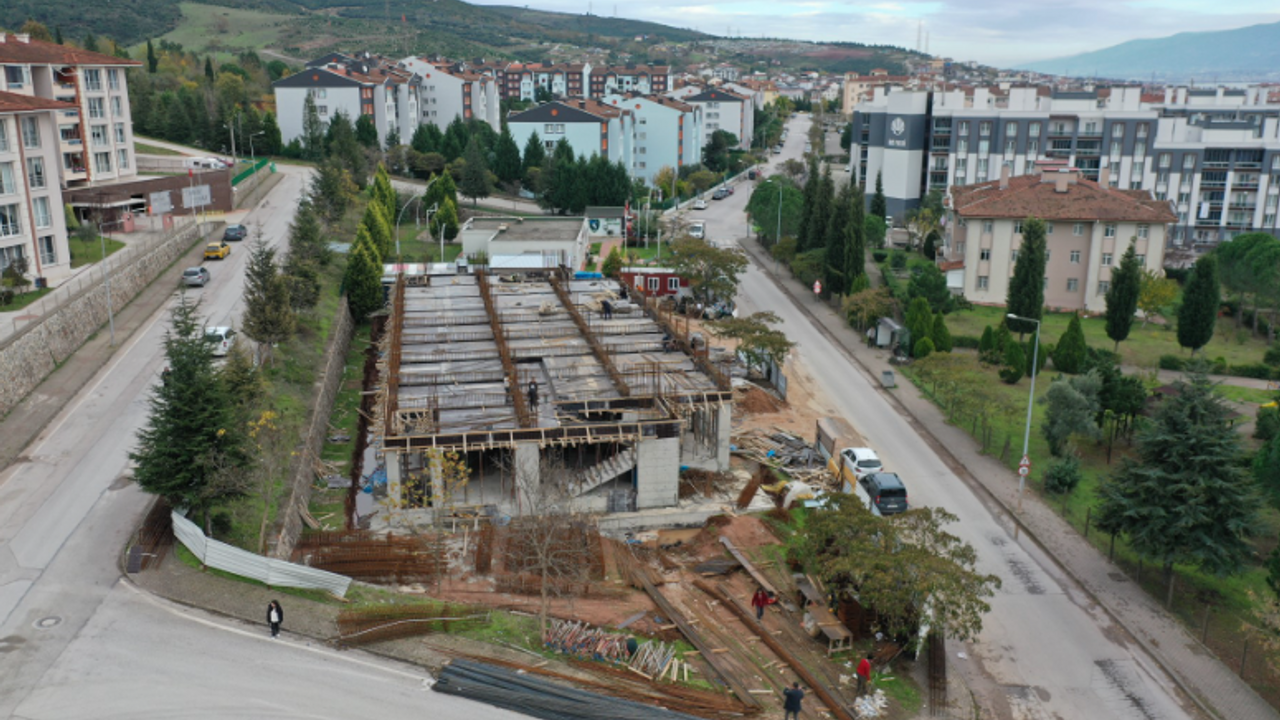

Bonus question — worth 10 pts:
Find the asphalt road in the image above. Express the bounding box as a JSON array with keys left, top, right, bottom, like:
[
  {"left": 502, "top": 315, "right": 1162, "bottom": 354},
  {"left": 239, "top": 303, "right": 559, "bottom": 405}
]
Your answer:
[
  {"left": 692, "top": 114, "right": 1196, "bottom": 720},
  {"left": 0, "top": 165, "right": 527, "bottom": 719}
]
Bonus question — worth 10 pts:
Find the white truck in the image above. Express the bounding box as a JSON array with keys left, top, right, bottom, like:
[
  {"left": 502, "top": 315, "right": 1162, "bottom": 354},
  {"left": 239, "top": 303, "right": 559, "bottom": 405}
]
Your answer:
[{"left": 688, "top": 221, "right": 706, "bottom": 239}]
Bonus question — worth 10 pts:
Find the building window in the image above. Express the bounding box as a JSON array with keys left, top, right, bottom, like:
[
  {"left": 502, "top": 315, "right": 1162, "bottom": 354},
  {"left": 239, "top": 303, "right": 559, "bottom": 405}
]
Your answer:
[
  {"left": 1136, "top": 122, "right": 1149, "bottom": 138},
  {"left": 0, "top": 203, "right": 20, "bottom": 237},
  {"left": 982, "top": 220, "right": 993, "bottom": 234},
  {"left": 1028, "top": 121, "right": 1041, "bottom": 137},
  {"left": 957, "top": 121, "right": 969, "bottom": 135},
  {"left": 1070, "top": 250, "right": 1081, "bottom": 264},
  {"left": 1046, "top": 223, "right": 1054, "bottom": 235},
  {"left": 1183, "top": 155, "right": 1195, "bottom": 170},
  {"left": 1045, "top": 250, "right": 1051, "bottom": 261},
  {"left": 1067, "top": 278, "right": 1079, "bottom": 292},
  {"left": 648, "top": 277, "right": 659, "bottom": 290},
  {"left": 108, "top": 68, "right": 120, "bottom": 91},
  {"left": 979, "top": 248, "right": 991, "bottom": 260},
  {"left": 1137, "top": 224, "right": 1149, "bottom": 238},
  {"left": 1098, "top": 280, "right": 1110, "bottom": 295},
  {"left": 957, "top": 138, "right": 968, "bottom": 155},
  {"left": 318, "top": 105, "right": 328, "bottom": 116},
  {"left": 1104, "top": 224, "right": 1116, "bottom": 238},
  {"left": 1011, "top": 249, "right": 1019, "bottom": 263},
  {"left": 114, "top": 122, "right": 126, "bottom": 143},
  {"left": 38, "top": 235, "right": 56, "bottom": 265},
  {"left": 26, "top": 157, "right": 45, "bottom": 189},
  {"left": 4, "top": 65, "right": 28, "bottom": 90},
  {"left": 92, "top": 124, "right": 108, "bottom": 147},
  {"left": 1159, "top": 153, "right": 1172, "bottom": 168},
  {"left": 117, "top": 148, "right": 130, "bottom": 170},
  {"left": 1101, "top": 253, "right": 1113, "bottom": 266},
  {"left": 0, "top": 162, "right": 13, "bottom": 195},
  {"left": 1027, "top": 140, "right": 1039, "bottom": 157},
  {"left": 979, "top": 121, "right": 991, "bottom": 136},
  {"left": 110, "top": 96, "right": 123, "bottom": 118},
  {"left": 93, "top": 151, "right": 112, "bottom": 174},
  {"left": 667, "top": 277, "right": 679, "bottom": 291},
  {"left": 32, "top": 196, "right": 51, "bottom": 229},
  {"left": 1014, "top": 220, "right": 1023, "bottom": 234},
  {"left": 1135, "top": 254, "right": 1146, "bottom": 266},
  {"left": 88, "top": 98, "right": 105, "bottom": 119},
  {"left": 1043, "top": 276, "right": 1048, "bottom": 290},
  {"left": 84, "top": 69, "right": 102, "bottom": 91},
  {"left": 1005, "top": 122, "right": 1018, "bottom": 137},
  {"left": 0, "top": 121, "right": 7, "bottom": 152},
  {"left": 977, "top": 275, "right": 988, "bottom": 289},
  {"left": 20, "top": 117, "right": 40, "bottom": 148}
]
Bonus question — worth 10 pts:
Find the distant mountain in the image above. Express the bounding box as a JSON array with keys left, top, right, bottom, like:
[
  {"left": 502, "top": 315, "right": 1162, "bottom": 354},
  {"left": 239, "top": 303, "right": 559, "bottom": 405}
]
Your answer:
[{"left": 1019, "top": 21, "right": 1280, "bottom": 82}]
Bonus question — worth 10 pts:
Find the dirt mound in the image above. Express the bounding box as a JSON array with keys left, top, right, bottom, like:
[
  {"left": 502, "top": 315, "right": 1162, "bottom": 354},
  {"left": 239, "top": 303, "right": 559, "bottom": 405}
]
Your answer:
[
  {"left": 737, "top": 386, "right": 784, "bottom": 414},
  {"left": 716, "top": 514, "right": 782, "bottom": 551}
]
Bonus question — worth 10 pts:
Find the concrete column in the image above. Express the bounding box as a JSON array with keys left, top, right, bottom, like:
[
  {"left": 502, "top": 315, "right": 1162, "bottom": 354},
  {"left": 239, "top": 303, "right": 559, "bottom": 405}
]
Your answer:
[
  {"left": 714, "top": 402, "right": 732, "bottom": 471},
  {"left": 428, "top": 451, "right": 444, "bottom": 507},
  {"left": 513, "top": 442, "right": 541, "bottom": 509},
  {"left": 635, "top": 436, "right": 680, "bottom": 509},
  {"left": 385, "top": 450, "right": 403, "bottom": 507}
]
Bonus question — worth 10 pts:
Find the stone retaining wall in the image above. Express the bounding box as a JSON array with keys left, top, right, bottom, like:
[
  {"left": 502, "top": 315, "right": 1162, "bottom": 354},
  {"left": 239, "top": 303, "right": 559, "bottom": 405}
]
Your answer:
[{"left": 0, "top": 221, "right": 202, "bottom": 417}]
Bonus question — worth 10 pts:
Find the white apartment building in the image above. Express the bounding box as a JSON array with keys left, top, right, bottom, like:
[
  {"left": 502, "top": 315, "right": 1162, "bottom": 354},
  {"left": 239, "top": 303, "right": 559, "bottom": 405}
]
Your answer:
[
  {"left": 942, "top": 163, "right": 1175, "bottom": 314},
  {"left": 507, "top": 99, "right": 633, "bottom": 169},
  {"left": 397, "top": 57, "right": 500, "bottom": 132},
  {"left": 0, "top": 93, "right": 74, "bottom": 285},
  {"left": 0, "top": 32, "right": 141, "bottom": 187},
  {"left": 853, "top": 84, "right": 1280, "bottom": 247},
  {"left": 274, "top": 53, "right": 421, "bottom": 149},
  {"left": 590, "top": 64, "right": 668, "bottom": 99},
  {"left": 675, "top": 87, "right": 754, "bottom": 149},
  {"left": 602, "top": 93, "right": 702, "bottom": 184}
]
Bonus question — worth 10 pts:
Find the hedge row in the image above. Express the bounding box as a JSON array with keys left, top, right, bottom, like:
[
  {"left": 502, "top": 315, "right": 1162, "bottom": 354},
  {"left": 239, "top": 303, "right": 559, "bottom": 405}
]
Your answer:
[{"left": 1159, "top": 353, "right": 1276, "bottom": 379}]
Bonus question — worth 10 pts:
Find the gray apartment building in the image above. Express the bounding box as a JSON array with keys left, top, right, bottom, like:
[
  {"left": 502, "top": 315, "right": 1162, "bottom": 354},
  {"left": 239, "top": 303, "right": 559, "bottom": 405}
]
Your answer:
[{"left": 852, "top": 85, "right": 1280, "bottom": 248}]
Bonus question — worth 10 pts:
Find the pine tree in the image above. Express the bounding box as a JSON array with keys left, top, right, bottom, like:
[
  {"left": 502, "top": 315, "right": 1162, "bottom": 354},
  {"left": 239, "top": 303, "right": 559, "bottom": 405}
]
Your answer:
[
  {"left": 844, "top": 184, "right": 866, "bottom": 292},
  {"left": 978, "top": 325, "right": 996, "bottom": 363},
  {"left": 260, "top": 111, "right": 282, "bottom": 155},
  {"left": 432, "top": 198, "right": 460, "bottom": 242},
  {"left": 1005, "top": 216, "right": 1047, "bottom": 337},
  {"left": 344, "top": 242, "right": 384, "bottom": 319},
  {"left": 411, "top": 124, "right": 440, "bottom": 154},
  {"left": 1096, "top": 369, "right": 1261, "bottom": 600},
  {"left": 373, "top": 164, "right": 396, "bottom": 219},
  {"left": 302, "top": 93, "right": 325, "bottom": 161},
  {"left": 460, "top": 136, "right": 491, "bottom": 206},
  {"left": 355, "top": 114, "right": 379, "bottom": 148},
  {"left": 522, "top": 131, "right": 546, "bottom": 182},
  {"left": 164, "top": 99, "right": 190, "bottom": 144},
  {"left": 204, "top": 56, "right": 214, "bottom": 82},
  {"left": 602, "top": 246, "right": 623, "bottom": 278},
  {"left": 999, "top": 342, "right": 1025, "bottom": 384},
  {"left": 797, "top": 157, "right": 820, "bottom": 250},
  {"left": 241, "top": 238, "right": 296, "bottom": 365},
  {"left": 361, "top": 202, "right": 393, "bottom": 259},
  {"left": 905, "top": 297, "right": 932, "bottom": 358},
  {"left": 1105, "top": 241, "right": 1143, "bottom": 351},
  {"left": 809, "top": 165, "right": 834, "bottom": 253},
  {"left": 871, "top": 170, "right": 887, "bottom": 220},
  {"left": 1177, "top": 254, "right": 1220, "bottom": 354},
  {"left": 931, "top": 312, "right": 953, "bottom": 352},
  {"left": 130, "top": 295, "right": 247, "bottom": 530},
  {"left": 494, "top": 125, "right": 522, "bottom": 185},
  {"left": 1252, "top": 431, "right": 1280, "bottom": 509},
  {"left": 55, "top": 26, "right": 64, "bottom": 45},
  {"left": 1052, "top": 313, "right": 1088, "bottom": 373},
  {"left": 425, "top": 171, "right": 458, "bottom": 214},
  {"left": 146, "top": 39, "right": 158, "bottom": 72},
  {"left": 83, "top": 32, "right": 99, "bottom": 53},
  {"left": 823, "top": 182, "right": 853, "bottom": 296}
]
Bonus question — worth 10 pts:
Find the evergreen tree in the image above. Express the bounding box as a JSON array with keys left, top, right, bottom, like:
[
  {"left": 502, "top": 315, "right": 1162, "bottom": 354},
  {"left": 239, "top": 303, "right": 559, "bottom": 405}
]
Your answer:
[
  {"left": 241, "top": 238, "right": 296, "bottom": 365},
  {"left": 871, "top": 170, "right": 887, "bottom": 220},
  {"left": 204, "top": 56, "right": 214, "bottom": 82},
  {"left": 914, "top": 337, "right": 935, "bottom": 359},
  {"left": 55, "top": 26, "right": 64, "bottom": 45},
  {"left": 432, "top": 198, "right": 460, "bottom": 241},
  {"left": 1040, "top": 371, "right": 1101, "bottom": 456},
  {"left": 1096, "top": 369, "right": 1261, "bottom": 599},
  {"left": 1105, "top": 241, "right": 1143, "bottom": 351},
  {"left": 1052, "top": 313, "right": 1088, "bottom": 373},
  {"left": 301, "top": 93, "right": 325, "bottom": 161},
  {"left": 130, "top": 296, "right": 247, "bottom": 531},
  {"left": 908, "top": 262, "right": 952, "bottom": 313},
  {"left": 522, "top": 131, "right": 546, "bottom": 181},
  {"left": 441, "top": 118, "right": 468, "bottom": 161},
  {"left": 931, "top": 312, "right": 953, "bottom": 352},
  {"left": 809, "top": 165, "right": 834, "bottom": 253},
  {"left": 1177, "top": 254, "right": 1221, "bottom": 354},
  {"left": 260, "top": 112, "right": 282, "bottom": 155},
  {"left": 460, "top": 136, "right": 491, "bottom": 206},
  {"left": 905, "top": 297, "right": 933, "bottom": 358},
  {"left": 493, "top": 125, "right": 522, "bottom": 184},
  {"left": 1252, "top": 431, "right": 1280, "bottom": 509},
  {"left": 385, "top": 128, "right": 401, "bottom": 150},
  {"left": 797, "top": 157, "right": 820, "bottom": 250},
  {"left": 372, "top": 164, "right": 396, "bottom": 219},
  {"left": 999, "top": 341, "right": 1025, "bottom": 384},
  {"left": 844, "top": 184, "right": 867, "bottom": 292},
  {"left": 425, "top": 171, "right": 457, "bottom": 214},
  {"left": 361, "top": 202, "right": 394, "bottom": 259},
  {"left": 326, "top": 111, "right": 367, "bottom": 186},
  {"left": 602, "top": 246, "right": 623, "bottom": 278},
  {"left": 411, "top": 123, "right": 441, "bottom": 154},
  {"left": 824, "top": 182, "right": 853, "bottom": 296},
  {"left": 355, "top": 114, "right": 379, "bottom": 148},
  {"left": 309, "top": 158, "right": 353, "bottom": 224},
  {"left": 344, "top": 242, "right": 384, "bottom": 319},
  {"left": 1005, "top": 217, "right": 1047, "bottom": 337},
  {"left": 164, "top": 99, "right": 190, "bottom": 144},
  {"left": 83, "top": 33, "right": 99, "bottom": 53},
  {"left": 978, "top": 326, "right": 996, "bottom": 364},
  {"left": 146, "top": 39, "right": 158, "bottom": 72}
]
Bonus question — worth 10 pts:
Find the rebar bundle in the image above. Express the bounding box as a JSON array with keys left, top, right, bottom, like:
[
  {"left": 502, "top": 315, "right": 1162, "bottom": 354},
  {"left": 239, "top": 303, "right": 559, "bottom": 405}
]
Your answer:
[{"left": 336, "top": 603, "right": 489, "bottom": 647}]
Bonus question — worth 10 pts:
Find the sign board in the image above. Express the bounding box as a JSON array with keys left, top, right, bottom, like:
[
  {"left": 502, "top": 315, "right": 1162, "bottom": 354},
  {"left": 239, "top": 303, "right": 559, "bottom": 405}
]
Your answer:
[
  {"left": 1018, "top": 455, "right": 1031, "bottom": 477},
  {"left": 813, "top": 280, "right": 822, "bottom": 295},
  {"left": 149, "top": 191, "right": 173, "bottom": 215},
  {"left": 182, "top": 184, "right": 212, "bottom": 209}
]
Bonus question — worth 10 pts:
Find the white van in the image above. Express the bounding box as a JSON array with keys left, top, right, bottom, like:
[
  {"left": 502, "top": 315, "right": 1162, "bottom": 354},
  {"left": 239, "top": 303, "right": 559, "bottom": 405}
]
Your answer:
[
  {"left": 183, "top": 157, "right": 225, "bottom": 171},
  {"left": 689, "top": 221, "right": 706, "bottom": 239}
]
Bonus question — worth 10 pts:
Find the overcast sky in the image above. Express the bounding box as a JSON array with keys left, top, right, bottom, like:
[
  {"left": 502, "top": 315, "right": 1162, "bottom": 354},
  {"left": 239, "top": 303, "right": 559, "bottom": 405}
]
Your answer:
[{"left": 475, "top": 0, "right": 1280, "bottom": 66}]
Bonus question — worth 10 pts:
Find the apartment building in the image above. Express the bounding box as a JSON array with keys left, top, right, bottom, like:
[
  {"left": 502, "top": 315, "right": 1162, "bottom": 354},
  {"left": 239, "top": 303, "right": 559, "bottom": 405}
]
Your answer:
[
  {"left": 275, "top": 52, "right": 421, "bottom": 149},
  {"left": 0, "top": 32, "right": 141, "bottom": 187},
  {"left": 0, "top": 92, "right": 74, "bottom": 285},
  {"left": 673, "top": 87, "right": 753, "bottom": 149},
  {"left": 602, "top": 93, "right": 702, "bottom": 184},
  {"left": 942, "top": 163, "right": 1175, "bottom": 314},
  {"left": 397, "top": 57, "right": 500, "bottom": 132},
  {"left": 498, "top": 62, "right": 591, "bottom": 101},
  {"left": 852, "top": 84, "right": 1280, "bottom": 247},
  {"left": 589, "top": 64, "right": 669, "bottom": 99},
  {"left": 841, "top": 70, "right": 913, "bottom": 115},
  {"left": 507, "top": 99, "right": 633, "bottom": 169}
]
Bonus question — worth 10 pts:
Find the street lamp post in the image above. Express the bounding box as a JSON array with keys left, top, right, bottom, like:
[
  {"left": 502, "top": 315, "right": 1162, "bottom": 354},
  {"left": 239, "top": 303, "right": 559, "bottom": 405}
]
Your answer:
[
  {"left": 1007, "top": 313, "right": 1042, "bottom": 516},
  {"left": 394, "top": 194, "right": 424, "bottom": 260},
  {"left": 96, "top": 197, "right": 116, "bottom": 347},
  {"left": 249, "top": 130, "right": 265, "bottom": 169}
]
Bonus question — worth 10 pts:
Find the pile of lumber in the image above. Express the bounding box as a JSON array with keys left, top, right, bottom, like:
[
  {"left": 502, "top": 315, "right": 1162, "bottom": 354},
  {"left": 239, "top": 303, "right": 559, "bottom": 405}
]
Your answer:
[
  {"left": 732, "top": 427, "right": 834, "bottom": 487},
  {"left": 626, "top": 639, "right": 684, "bottom": 681},
  {"left": 543, "top": 619, "right": 630, "bottom": 662}
]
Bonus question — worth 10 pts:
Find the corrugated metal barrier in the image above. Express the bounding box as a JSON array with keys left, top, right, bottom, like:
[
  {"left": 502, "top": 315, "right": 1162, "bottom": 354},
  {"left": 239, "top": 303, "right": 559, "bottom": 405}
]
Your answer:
[{"left": 171, "top": 511, "right": 352, "bottom": 598}]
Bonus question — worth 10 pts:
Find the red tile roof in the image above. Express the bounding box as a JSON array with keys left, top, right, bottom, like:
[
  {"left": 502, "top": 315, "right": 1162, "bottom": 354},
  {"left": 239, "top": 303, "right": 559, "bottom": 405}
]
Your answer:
[
  {"left": 950, "top": 173, "right": 1176, "bottom": 224},
  {"left": 0, "top": 90, "right": 77, "bottom": 113},
  {"left": 0, "top": 33, "right": 141, "bottom": 66}
]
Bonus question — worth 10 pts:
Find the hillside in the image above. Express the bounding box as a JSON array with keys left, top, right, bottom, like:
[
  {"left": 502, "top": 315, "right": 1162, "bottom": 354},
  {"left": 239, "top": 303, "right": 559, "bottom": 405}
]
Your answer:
[{"left": 1020, "top": 20, "right": 1280, "bottom": 82}]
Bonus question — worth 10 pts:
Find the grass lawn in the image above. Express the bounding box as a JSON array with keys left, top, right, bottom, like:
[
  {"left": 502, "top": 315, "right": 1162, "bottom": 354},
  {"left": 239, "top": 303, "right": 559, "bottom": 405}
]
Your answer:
[
  {"left": 1214, "top": 384, "right": 1276, "bottom": 406},
  {"left": 67, "top": 234, "right": 126, "bottom": 268},
  {"left": 133, "top": 2, "right": 298, "bottom": 63},
  {"left": 134, "top": 142, "right": 184, "bottom": 156},
  {"left": 621, "top": 244, "right": 670, "bottom": 265},
  {"left": 944, "top": 304, "right": 1272, "bottom": 370},
  {"left": 0, "top": 286, "right": 53, "bottom": 311}
]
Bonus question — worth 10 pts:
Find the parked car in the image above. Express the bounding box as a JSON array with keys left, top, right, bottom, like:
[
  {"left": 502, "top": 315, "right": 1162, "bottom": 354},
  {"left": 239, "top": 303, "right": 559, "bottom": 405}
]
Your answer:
[
  {"left": 692, "top": 198, "right": 708, "bottom": 210},
  {"left": 712, "top": 188, "right": 729, "bottom": 200},
  {"left": 204, "top": 326, "right": 236, "bottom": 357},
  {"left": 182, "top": 266, "right": 211, "bottom": 287},
  {"left": 772, "top": 146, "right": 783, "bottom": 155},
  {"left": 204, "top": 241, "right": 231, "bottom": 260},
  {"left": 688, "top": 221, "right": 706, "bottom": 239},
  {"left": 859, "top": 472, "right": 909, "bottom": 516},
  {"left": 747, "top": 169, "right": 757, "bottom": 180},
  {"left": 725, "top": 185, "right": 735, "bottom": 195},
  {"left": 829, "top": 447, "right": 883, "bottom": 488},
  {"left": 223, "top": 224, "right": 247, "bottom": 242}
]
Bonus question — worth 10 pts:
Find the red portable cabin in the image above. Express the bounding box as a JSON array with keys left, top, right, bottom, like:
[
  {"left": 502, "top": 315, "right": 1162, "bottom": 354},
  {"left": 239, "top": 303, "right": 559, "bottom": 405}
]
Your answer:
[{"left": 620, "top": 267, "right": 689, "bottom": 298}]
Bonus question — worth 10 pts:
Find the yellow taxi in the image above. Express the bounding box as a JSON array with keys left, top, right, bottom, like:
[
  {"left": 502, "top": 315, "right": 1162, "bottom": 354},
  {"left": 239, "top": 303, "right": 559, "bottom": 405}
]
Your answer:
[{"left": 204, "top": 240, "right": 231, "bottom": 260}]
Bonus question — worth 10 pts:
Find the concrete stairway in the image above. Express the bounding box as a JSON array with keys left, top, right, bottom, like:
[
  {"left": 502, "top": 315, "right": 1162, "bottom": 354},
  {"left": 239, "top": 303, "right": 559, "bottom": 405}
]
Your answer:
[{"left": 569, "top": 448, "right": 637, "bottom": 497}]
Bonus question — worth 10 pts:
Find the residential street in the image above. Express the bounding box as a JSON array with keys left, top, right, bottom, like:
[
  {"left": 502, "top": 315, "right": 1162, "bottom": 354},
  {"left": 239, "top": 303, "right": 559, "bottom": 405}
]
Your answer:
[{"left": 687, "top": 114, "right": 1201, "bottom": 720}]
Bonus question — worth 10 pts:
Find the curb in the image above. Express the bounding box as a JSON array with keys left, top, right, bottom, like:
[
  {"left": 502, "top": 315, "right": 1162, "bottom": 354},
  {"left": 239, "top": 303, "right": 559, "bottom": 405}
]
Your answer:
[{"left": 739, "top": 237, "right": 1224, "bottom": 720}]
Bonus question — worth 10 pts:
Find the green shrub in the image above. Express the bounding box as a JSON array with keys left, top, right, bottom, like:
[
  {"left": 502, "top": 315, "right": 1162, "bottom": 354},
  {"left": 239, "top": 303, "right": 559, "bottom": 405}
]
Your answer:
[
  {"left": 952, "top": 335, "right": 981, "bottom": 349},
  {"left": 914, "top": 337, "right": 935, "bottom": 359},
  {"left": 1211, "top": 356, "right": 1228, "bottom": 374},
  {"left": 1051, "top": 314, "right": 1088, "bottom": 374},
  {"left": 978, "top": 326, "right": 996, "bottom": 363},
  {"left": 1230, "top": 363, "right": 1274, "bottom": 380},
  {"left": 872, "top": 250, "right": 889, "bottom": 263},
  {"left": 1158, "top": 354, "right": 1186, "bottom": 371},
  {"left": 999, "top": 342, "right": 1025, "bottom": 384},
  {"left": 1256, "top": 406, "right": 1280, "bottom": 441},
  {"left": 890, "top": 251, "right": 907, "bottom": 270},
  {"left": 1265, "top": 342, "right": 1280, "bottom": 368},
  {"left": 1043, "top": 456, "right": 1082, "bottom": 494}
]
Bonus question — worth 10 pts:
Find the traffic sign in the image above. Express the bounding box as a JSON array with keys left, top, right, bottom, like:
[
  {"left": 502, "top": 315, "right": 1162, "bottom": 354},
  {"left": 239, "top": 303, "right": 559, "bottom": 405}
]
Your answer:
[
  {"left": 813, "top": 280, "right": 822, "bottom": 295},
  {"left": 1018, "top": 455, "right": 1031, "bottom": 477}
]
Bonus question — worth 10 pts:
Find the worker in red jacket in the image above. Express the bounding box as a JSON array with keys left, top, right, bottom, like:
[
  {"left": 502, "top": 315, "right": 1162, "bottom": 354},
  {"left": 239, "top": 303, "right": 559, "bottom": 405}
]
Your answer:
[
  {"left": 856, "top": 653, "right": 873, "bottom": 696},
  {"left": 750, "top": 587, "right": 776, "bottom": 621}
]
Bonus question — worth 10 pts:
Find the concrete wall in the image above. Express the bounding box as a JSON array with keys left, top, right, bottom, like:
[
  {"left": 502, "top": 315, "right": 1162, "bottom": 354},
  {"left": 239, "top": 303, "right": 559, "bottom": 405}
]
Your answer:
[
  {"left": 635, "top": 435, "right": 679, "bottom": 509},
  {"left": 267, "top": 296, "right": 355, "bottom": 559}
]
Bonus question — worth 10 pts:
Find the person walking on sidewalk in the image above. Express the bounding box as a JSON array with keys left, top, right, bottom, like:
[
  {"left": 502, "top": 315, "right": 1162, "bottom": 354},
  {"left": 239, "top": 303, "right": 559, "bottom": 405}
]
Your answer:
[
  {"left": 782, "top": 682, "right": 805, "bottom": 720},
  {"left": 751, "top": 587, "right": 776, "bottom": 621},
  {"left": 267, "top": 600, "right": 283, "bottom": 639},
  {"left": 856, "top": 653, "right": 873, "bottom": 697}
]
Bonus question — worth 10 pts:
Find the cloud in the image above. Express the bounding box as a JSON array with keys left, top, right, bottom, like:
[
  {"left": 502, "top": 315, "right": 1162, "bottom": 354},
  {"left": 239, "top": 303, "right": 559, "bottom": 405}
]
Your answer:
[{"left": 467, "top": 0, "right": 1280, "bottom": 66}]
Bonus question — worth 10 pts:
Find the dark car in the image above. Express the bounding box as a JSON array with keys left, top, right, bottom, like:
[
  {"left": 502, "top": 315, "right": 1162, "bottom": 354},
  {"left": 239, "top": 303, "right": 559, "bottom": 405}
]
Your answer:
[
  {"left": 748, "top": 169, "right": 757, "bottom": 180},
  {"left": 860, "top": 472, "right": 909, "bottom": 516},
  {"left": 223, "top": 224, "right": 248, "bottom": 242},
  {"left": 712, "top": 188, "right": 729, "bottom": 200}
]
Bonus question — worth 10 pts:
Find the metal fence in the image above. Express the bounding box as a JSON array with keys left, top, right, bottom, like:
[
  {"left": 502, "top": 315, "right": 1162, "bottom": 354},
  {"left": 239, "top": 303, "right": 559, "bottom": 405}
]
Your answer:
[
  {"left": 171, "top": 511, "right": 352, "bottom": 597},
  {"left": 232, "top": 158, "right": 270, "bottom": 187}
]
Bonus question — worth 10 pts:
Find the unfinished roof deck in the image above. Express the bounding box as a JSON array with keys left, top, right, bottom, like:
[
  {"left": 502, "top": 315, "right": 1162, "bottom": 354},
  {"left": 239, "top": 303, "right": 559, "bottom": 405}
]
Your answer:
[{"left": 381, "top": 271, "right": 729, "bottom": 451}]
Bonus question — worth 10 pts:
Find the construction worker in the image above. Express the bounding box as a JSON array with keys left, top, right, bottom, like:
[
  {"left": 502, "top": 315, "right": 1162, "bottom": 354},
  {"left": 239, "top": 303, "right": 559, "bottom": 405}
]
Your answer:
[
  {"left": 504, "top": 376, "right": 511, "bottom": 405},
  {"left": 528, "top": 380, "right": 539, "bottom": 411}
]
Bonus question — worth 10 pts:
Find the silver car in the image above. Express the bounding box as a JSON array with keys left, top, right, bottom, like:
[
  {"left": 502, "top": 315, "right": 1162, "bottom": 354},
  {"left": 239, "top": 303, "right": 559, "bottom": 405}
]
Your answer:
[{"left": 182, "top": 267, "right": 211, "bottom": 287}]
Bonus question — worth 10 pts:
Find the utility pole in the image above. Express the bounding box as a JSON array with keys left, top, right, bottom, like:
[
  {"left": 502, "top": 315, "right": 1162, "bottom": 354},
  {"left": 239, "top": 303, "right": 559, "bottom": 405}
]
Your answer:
[{"left": 95, "top": 192, "right": 116, "bottom": 346}]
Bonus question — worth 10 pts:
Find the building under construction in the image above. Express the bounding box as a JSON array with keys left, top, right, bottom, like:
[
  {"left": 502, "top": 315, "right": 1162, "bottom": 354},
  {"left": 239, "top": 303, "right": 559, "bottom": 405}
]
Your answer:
[{"left": 373, "top": 263, "right": 733, "bottom": 516}]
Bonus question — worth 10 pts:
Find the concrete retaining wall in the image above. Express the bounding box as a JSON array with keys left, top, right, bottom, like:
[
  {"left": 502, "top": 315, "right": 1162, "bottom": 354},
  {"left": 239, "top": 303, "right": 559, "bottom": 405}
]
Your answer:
[
  {"left": 268, "top": 297, "right": 355, "bottom": 560},
  {"left": 0, "top": 221, "right": 202, "bottom": 418}
]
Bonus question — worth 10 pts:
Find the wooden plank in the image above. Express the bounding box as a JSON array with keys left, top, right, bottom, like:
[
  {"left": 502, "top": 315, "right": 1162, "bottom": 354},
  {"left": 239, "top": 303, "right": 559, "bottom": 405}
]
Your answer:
[{"left": 719, "top": 536, "right": 798, "bottom": 611}]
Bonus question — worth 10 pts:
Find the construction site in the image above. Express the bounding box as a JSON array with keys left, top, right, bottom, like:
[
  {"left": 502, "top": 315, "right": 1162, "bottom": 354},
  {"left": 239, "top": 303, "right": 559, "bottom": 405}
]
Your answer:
[{"left": 368, "top": 264, "right": 734, "bottom": 519}]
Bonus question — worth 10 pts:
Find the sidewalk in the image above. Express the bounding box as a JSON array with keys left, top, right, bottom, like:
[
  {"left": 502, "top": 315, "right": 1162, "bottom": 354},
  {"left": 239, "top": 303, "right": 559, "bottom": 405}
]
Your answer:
[{"left": 738, "top": 237, "right": 1279, "bottom": 720}]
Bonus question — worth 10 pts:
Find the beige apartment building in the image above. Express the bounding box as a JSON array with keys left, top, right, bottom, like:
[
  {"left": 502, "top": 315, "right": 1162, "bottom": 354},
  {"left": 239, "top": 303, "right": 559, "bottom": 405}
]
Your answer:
[{"left": 943, "top": 163, "right": 1176, "bottom": 314}]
